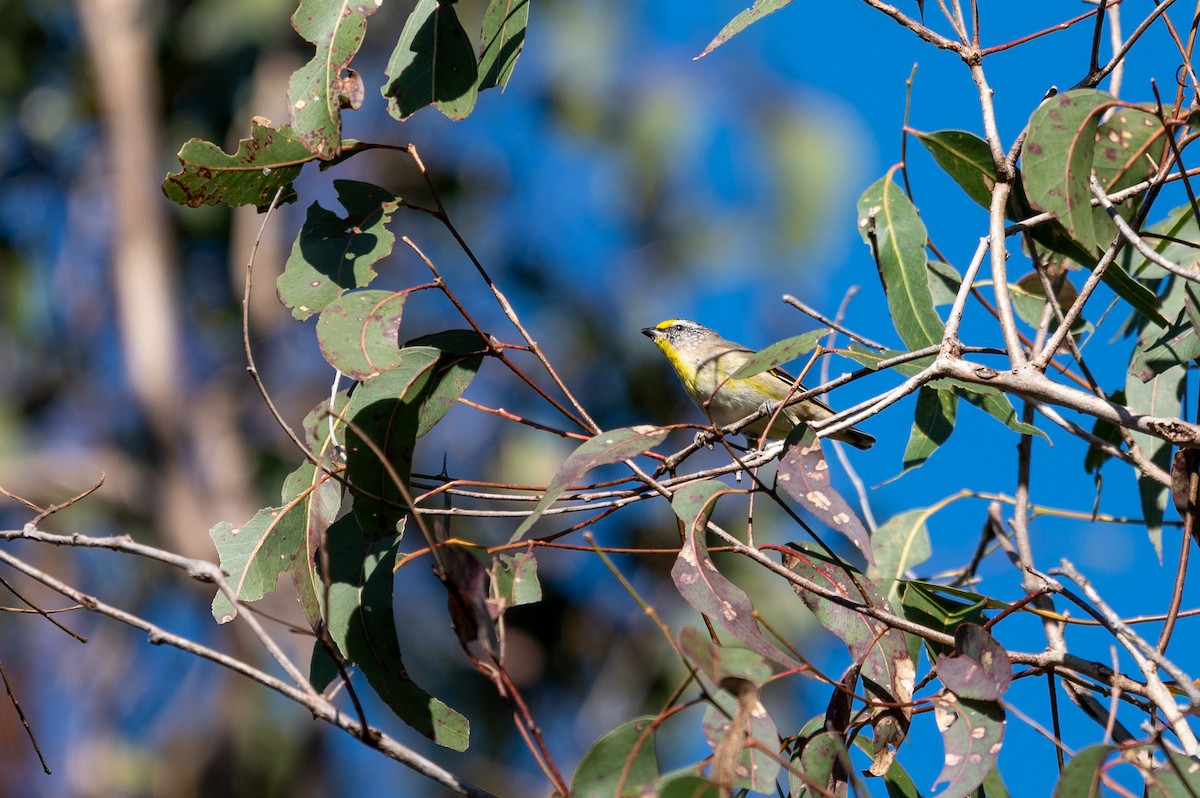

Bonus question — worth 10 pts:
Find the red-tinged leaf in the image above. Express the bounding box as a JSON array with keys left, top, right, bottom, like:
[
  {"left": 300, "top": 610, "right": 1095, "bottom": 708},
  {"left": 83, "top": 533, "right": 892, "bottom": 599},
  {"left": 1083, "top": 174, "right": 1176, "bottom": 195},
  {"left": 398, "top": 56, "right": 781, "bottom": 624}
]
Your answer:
[
  {"left": 730, "top": 329, "right": 827, "bottom": 379},
  {"left": 287, "top": 0, "right": 379, "bottom": 159},
  {"left": 702, "top": 682, "right": 780, "bottom": 794},
  {"left": 696, "top": 0, "right": 793, "bottom": 59},
  {"left": 784, "top": 546, "right": 915, "bottom": 733},
  {"left": 512, "top": 426, "right": 669, "bottom": 540},
  {"left": 937, "top": 623, "right": 1012, "bottom": 701},
  {"left": 670, "top": 481, "right": 798, "bottom": 669},
  {"left": 776, "top": 426, "right": 873, "bottom": 565},
  {"left": 315, "top": 289, "right": 407, "bottom": 379},
  {"left": 933, "top": 696, "right": 1006, "bottom": 798}
]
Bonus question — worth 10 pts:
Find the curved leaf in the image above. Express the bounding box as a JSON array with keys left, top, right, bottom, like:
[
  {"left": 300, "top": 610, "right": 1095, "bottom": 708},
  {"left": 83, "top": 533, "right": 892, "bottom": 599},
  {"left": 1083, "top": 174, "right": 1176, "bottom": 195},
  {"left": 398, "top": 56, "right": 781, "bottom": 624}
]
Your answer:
[
  {"left": 322, "top": 516, "right": 469, "bottom": 750},
  {"left": 162, "top": 121, "right": 313, "bottom": 210},
  {"left": 478, "top": 0, "right": 530, "bottom": 91},
  {"left": 697, "top": 0, "right": 793, "bottom": 59},
  {"left": 784, "top": 546, "right": 915, "bottom": 728},
  {"left": 316, "top": 289, "right": 407, "bottom": 379},
  {"left": 345, "top": 348, "right": 442, "bottom": 539},
  {"left": 867, "top": 507, "right": 933, "bottom": 603},
  {"left": 670, "top": 480, "right": 798, "bottom": 668},
  {"left": 1024, "top": 90, "right": 1113, "bottom": 252},
  {"left": 932, "top": 696, "right": 1005, "bottom": 798},
  {"left": 730, "top": 329, "right": 827, "bottom": 379},
  {"left": 277, "top": 180, "right": 401, "bottom": 320},
  {"left": 858, "top": 174, "right": 942, "bottom": 349},
  {"left": 901, "top": 386, "right": 957, "bottom": 475},
  {"left": 287, "top": 0, "right": 378, "bottom": 159},
  {"left": 776, "top": 425, "right": 873, "bottom": 564},
  {"left": 210, "top": 461, "right": 339, "bottom": 624},
  {"left": 383, "top": 0, "right": 479, "bottom": 121},
  {"left": 513, "top": 425, "right": 669, "bottom": 540},
  {"left": 571, "top": 717, "right": 660, "bottom": 798},
  {"left": 1051, "top": 744, "right": 1115, "bottom": 798}
]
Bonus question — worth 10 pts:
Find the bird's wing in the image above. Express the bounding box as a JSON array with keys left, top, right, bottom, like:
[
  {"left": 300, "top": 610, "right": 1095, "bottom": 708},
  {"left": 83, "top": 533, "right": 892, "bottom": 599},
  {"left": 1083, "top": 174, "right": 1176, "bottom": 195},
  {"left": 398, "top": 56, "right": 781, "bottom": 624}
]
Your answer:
[{"left": 764, "top": 365, "right": 838, "bottom": 414}]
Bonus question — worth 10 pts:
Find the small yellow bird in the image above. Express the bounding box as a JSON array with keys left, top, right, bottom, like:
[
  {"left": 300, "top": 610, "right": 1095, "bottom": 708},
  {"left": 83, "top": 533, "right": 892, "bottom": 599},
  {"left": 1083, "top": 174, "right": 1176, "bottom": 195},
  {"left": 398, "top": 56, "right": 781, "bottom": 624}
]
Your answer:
[{"left": 641, "top": 318, "right": 875, "bottom": 450}]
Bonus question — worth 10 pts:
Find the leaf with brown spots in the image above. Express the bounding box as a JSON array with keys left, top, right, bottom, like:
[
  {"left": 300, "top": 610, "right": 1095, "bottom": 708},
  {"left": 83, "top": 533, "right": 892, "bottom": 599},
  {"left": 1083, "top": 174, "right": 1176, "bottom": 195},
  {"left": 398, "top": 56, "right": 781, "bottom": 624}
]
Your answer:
[
  {"left": 287, "top": 0, "right": 380, "bottom": 159},
  {"left": 932, "top": 695, "right": 1005, "bottom": 798},
  {"left": 162, "top": 120, "right": 314, "bottom": 210},
  {"left": 777, "top": 425, "right": 873, "bottom": 565},
  {"left": 937, "top": 623, "right": 1012, "bottom": 701},
  {"left": 670, "top": 481, "right": 798, "bottom": 669},
  {"left": 784, "top": 545, "right": 914, "bottom": 746}
]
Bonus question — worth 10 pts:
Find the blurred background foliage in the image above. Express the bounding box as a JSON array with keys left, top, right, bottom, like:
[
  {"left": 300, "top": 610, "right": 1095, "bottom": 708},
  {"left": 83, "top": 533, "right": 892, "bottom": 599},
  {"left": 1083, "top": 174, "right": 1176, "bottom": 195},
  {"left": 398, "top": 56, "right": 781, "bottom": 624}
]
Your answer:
[{"left": 0, "top": 1, "right": 871, "bottom": 795}]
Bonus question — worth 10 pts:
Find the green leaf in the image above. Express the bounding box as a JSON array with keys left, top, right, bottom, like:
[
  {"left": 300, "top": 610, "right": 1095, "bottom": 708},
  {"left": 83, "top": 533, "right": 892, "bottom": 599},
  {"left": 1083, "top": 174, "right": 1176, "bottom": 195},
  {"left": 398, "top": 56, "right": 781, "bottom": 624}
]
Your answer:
[
  {"left": 916, "top": 128, "right": 1000, "bottom": 209},
  {"left": 277, "top": 180, "right": 401, "bottom": 321},
  {"left": 345, "top": 348, "right": 442, "bottom": 539},
  {"left": 776, "top": 425, "right": 873, "bottom": 564},
  {"left": 899, "top": 580, "right": 990, "bottom": 662},
  {"left": 1126, "top": 331, "right": 1184, "bottom": 559},
  {"left": 730, "top": 329, "right": 827, "bottom": 379},
  {"left": 932, "top": 697, "right": 1005, "bottom": 798},
  {"left": 492, "top": 551, "right": 541, "bottom": 607},
  {"left": 1023, "top": 89, "right": 1115, "bottom": 253},
  {"left": 322, "top": 516, "right": 469, "bottom": 750},
  {"left": 867, "top": 507, "right": 933, "bottom": 604},
  {"left": 303, "top": 387, "right": 351, "bottom": 469},
  {"left": 382, "top": 0, "right": 479, "bottom": 121},
  {"left": 287, "top": 0, "right": 378, "bottom": 159},
  {"left": 857, "top": 174, "right": 943, "bottom": 349},
  {"left": 513, "top": 426, "right": 669, "bottom": 540},
  {"left": 696, "top": 0, "right": 793, "bottom": 59},
  {"left": 404, "top": 330, "right": 488, "bottom": 436},
  {"left": 655, "top": 775, "right": 721, "bottom": 797},
  {"left": 477, "top": 0, "right": 530, "bottom": 91},
  {"left": 916, "top": 127, "right": 1166, "bottom": 326},
  {"left": 927, "top": 259, "right": 963, "bottom": 306},
  {"left": 1131, "top": 304, "right": 1200, "bottom": 380},
  {"left": 570, "top": 717, "right": 660, "bottom": 798},
  {"left": 210, "top": 461, "right": 340, "bottom": 624},
  {"left": 669, "top": 481, "right": 797, "bottom": 668},
  {"left": 1051, "top": 744, "right": 1116, "bottom": 797},
  {"left": 958, "top": 389, "right": 1050, "bottom": 441},
  {"left": 315, "top": 290, "right": 407, "bottom": 379},
  {"left": 1085, "top": 390, "right": 1124, "bottom": 473},
  {"left": 162, "top": 121, "right": 314, "bottom": 210},
  {"left": 790, "top": 730, "right": 850, "bottom": 798},
  {"left": 901, "top": 386, "right": 957, "bottom": 473}
]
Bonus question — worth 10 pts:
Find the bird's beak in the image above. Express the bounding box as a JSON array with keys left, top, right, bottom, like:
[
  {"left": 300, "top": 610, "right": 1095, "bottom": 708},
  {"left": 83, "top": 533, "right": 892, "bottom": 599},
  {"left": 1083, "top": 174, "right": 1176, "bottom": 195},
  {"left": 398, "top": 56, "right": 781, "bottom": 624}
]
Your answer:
[{"left": 640, "top": 327, "right": 659, "bottom": 339}]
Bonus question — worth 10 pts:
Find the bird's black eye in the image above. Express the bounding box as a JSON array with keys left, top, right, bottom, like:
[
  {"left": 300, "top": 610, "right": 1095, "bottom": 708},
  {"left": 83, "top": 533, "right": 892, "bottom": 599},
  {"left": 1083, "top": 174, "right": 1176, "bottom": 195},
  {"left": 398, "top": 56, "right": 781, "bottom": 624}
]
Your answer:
[{"left": 673, "top": 324, "right": 684, "bottom": 331}]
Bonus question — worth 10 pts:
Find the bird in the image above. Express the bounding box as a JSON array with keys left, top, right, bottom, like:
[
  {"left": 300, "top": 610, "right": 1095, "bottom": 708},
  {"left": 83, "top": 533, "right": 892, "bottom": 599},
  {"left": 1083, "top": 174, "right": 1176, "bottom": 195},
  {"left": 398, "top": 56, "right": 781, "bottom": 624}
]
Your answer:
[{"left": 641, "top": 318, "right": 875, "bottom": 450}]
